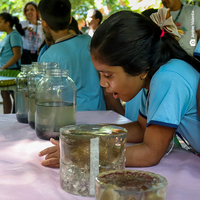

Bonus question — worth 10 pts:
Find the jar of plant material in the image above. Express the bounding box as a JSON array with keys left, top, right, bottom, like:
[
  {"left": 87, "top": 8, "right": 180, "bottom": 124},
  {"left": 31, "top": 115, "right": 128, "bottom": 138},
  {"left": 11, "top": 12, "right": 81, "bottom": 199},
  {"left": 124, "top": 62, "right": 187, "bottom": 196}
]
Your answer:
[
  {"left": 35, "top": 69, "right": 76, "bottom": 140},
  {"left": 95, "top": 170, "right": 168, "bottom": 200},
  {"left": 16, "top": 65, "right": 32, "bottom": 123},
  {"left": 27, "top": 62, "right": 58, "bottom": 129},
  {"left": 60, "top": 124, "right": 127, "bottom": 197}
]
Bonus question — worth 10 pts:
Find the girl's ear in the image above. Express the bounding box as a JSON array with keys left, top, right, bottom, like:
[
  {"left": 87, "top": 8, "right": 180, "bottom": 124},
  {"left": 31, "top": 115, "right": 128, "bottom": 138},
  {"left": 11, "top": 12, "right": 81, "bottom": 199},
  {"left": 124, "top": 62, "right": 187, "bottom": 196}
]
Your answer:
[
  {"left": 140, "top": 72, "right": 148, "bottom": 80},
  {"left": 41, "top": 19, "right": 48, "bottom": 29}
]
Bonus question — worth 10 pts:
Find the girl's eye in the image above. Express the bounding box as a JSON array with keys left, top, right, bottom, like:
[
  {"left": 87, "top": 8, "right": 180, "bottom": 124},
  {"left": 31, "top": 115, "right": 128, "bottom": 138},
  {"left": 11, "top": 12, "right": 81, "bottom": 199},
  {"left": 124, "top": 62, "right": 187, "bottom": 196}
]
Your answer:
[{"left": 104, "top": 74, "right": 112, "bottom": 78}]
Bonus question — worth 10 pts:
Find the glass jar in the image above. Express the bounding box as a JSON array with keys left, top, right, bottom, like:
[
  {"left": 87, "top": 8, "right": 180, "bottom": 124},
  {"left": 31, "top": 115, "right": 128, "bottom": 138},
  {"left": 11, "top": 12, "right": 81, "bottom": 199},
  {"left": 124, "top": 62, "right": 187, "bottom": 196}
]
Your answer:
[
  {"left": 35, "top": 69, "right": 76, "bottom": 140},
  {"left": 27, "top": 62, "right": 58, "bottom": 129},
  {"left": 95, "top": 170, "right": 168, "bottom": 200},
  {"left": 60, "top": 124, "right": 127, "bottom": 197},
  {"left": 16, "top": 65, "right": 32, "bottom": 123}
]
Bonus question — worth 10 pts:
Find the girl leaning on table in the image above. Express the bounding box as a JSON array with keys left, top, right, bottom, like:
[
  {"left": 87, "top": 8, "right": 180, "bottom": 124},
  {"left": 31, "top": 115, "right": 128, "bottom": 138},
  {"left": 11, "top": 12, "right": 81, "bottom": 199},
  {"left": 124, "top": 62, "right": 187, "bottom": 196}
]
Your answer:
[
  {"left": 0, "top": 12, "right": 23, "bottom": 114},
  {"left": 38, "top": 8, "right": 200, "bottom": 168}
]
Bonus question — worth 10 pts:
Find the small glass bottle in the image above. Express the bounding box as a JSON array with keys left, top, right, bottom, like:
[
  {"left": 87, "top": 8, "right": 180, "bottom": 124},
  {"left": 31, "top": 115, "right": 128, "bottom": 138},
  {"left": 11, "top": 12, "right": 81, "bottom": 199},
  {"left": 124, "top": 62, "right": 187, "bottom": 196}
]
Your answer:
[
  {"left": 35, "top": 69, "right": 76, "bottom": 140},
  {"left": 16, "top": 65, "right": 32, "bottom": 123},
  {"left": 27, "top": 62, "right": 58, "bottom": 129}
]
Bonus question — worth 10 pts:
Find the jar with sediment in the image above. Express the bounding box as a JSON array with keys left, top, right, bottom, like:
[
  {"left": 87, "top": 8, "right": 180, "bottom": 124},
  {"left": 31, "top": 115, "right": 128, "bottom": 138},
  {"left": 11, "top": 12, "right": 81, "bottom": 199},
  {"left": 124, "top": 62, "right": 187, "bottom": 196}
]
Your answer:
[
  {"left": 35, "top": 68, "right": 76, "bottom": 140},
  {"left": 16, "top": 65, "right": 32, "bottom": 123},
  {"left": 27, "top": 62, "right": 59, "bottom": 129}
]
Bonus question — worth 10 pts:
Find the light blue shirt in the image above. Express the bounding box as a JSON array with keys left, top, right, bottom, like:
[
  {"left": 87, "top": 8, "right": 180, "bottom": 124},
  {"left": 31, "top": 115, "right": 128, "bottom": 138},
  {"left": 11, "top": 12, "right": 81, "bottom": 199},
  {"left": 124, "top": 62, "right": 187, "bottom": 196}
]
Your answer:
[
  {"left": 40, "top": 34, "right": 106, "bottom": 111},
  {"left": 125, "top": 90, "right": 142, "bottom": 121},
  {"left": 139, "top": 59, "right": 200, "bottom": 152},
  {"left": 0, "top": 30, "right": 23, "bottom": 69}
]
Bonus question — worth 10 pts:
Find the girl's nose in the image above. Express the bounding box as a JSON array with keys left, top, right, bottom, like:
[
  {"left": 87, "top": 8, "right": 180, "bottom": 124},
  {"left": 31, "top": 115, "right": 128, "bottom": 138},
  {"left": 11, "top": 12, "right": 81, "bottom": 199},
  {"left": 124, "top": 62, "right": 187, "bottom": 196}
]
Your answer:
[{"left": 100, "top": 74, "right": 109, "bottom": 88}]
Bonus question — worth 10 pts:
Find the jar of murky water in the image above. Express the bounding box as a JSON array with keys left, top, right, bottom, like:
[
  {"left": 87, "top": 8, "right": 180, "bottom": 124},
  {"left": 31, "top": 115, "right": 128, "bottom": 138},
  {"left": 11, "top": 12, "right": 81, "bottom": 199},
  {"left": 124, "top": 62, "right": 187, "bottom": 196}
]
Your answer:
[
  {"left": 35, "top": 69, "right": 76, "bottom": 140},
  {"left": 27, "top": 62, "right": 58, "bottom": 129},
  {"left": 16, "top": 65, "right": 32, "bottom": 123}
]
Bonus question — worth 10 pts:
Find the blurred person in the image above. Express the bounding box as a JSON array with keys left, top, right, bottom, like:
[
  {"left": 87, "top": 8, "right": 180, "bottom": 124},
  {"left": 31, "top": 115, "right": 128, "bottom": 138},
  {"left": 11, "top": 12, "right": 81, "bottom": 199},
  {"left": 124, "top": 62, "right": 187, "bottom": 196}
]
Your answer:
[
  {"left": 162, "top": 0, "right": 200, "bottom": 55},
  {"left": 38, "top": 0, "right": 106, "bottom": 111},
  {"left": 37, "top": 16, "right": 80, "bottom": 61},
  {"left": 20, "top": 1, "right": 45, "bottom": 64},
  {"left": 193, "top": 40, "right": 200, "bottom": 118},
  {"left": 85, "top": 9, "right": 102, "bottom": 37},
  {"left": 0, "top": 12, "right": 23, "bottom": 113}
]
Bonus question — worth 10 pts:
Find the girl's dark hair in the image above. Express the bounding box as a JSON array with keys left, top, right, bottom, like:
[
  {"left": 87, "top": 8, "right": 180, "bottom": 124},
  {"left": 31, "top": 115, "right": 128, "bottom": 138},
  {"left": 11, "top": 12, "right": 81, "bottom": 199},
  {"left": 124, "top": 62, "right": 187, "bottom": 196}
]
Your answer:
[
  {"left": 0, "top": 12, "right": 24, "bottom": 36},
  {"left": 24, "top": 1, "right": 40, "bottom": 21},
  {"left": 90, "top": 10, "right": 200, "bottom": 79}
]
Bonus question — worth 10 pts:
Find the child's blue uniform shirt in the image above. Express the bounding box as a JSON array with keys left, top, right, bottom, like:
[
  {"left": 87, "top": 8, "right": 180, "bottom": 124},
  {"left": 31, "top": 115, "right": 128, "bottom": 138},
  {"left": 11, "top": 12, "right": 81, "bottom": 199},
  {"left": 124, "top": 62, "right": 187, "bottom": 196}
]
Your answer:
[
  {"left": 40, "top": 34, "right": 106, "bottom": 111},
  {"left": 139, "top": 59, "right": 200, "bottom": 152},
  {"left": 125, "top": 91, "right": 142, "bottom": 121},
  {"left": 0, "top": 30, "right": 23, "bottom": 68}
]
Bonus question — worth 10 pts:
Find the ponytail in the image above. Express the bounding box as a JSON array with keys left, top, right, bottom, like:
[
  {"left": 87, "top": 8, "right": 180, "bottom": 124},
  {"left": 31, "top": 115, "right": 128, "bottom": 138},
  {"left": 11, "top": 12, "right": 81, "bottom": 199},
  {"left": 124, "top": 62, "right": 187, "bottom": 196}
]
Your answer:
[
  {"left": 0, "top": 12, "right": 24, "bottom": 36},
  {"left": 12, "top": 16, "right": 25, "bottom": 36}
]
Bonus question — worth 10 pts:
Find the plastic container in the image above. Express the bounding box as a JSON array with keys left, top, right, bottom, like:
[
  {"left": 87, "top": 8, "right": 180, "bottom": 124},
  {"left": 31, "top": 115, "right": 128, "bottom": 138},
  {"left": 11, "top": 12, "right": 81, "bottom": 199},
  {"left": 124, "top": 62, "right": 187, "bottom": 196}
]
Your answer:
[
  {"left": 35, "top": 69, "right": 76, "bottom": 140},
  {"left": 16, "top": 65, "right": 32, "bottom": 123},
  {"left": 95, "top": 170, "right": 168, "bottom": 200},
  {"left": 60, "top": 124, "right": 127, "bottom": 197},
  {"left": 27, "top": 62, "right": 58, "bottom": 129}
]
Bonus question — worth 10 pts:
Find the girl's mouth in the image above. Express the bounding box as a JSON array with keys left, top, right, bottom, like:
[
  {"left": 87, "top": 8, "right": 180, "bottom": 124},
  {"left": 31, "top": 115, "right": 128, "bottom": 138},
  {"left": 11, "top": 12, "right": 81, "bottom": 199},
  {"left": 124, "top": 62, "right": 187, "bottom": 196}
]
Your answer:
[{"left": 113, "top": 92, "right": 119, "bottom": 99}]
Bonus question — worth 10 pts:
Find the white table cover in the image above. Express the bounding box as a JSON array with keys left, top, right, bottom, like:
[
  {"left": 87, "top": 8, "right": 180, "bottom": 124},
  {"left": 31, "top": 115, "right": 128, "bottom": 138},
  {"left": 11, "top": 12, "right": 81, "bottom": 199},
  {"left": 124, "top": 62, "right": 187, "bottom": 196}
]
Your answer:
[{"left": 0, "top": 111, "right": 200, "bottom": 200}]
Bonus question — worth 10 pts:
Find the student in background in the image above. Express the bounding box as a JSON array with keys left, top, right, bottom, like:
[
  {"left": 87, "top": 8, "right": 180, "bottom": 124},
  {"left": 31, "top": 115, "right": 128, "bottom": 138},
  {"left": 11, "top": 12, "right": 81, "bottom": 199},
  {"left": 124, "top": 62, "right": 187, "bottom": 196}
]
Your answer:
[
  {"left": 85, "top": 9, "right": 102, "bottom": 37},
  {"left": 38, "top": 0, "right": 106, "bottom": 111},
  {"left": 162, "top": 0, "right": 200, "bottom": 55},
  {"left": 37, "top": 16, "right": 80, "bottom": 61},
  {"left": 193, "top": 40, "right": 200, "bottom": 118},
  {"left": 0, "top": 12, "right": 23, "bottom": 113},
  {"left": 20, "top": 1, "right": 44, "bottom": 64}
]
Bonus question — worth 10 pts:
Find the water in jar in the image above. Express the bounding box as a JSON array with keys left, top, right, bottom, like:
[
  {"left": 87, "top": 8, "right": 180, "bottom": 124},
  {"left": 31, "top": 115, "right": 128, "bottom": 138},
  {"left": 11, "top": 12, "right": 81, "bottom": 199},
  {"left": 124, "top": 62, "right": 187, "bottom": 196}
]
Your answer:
[
  {"left": 35, "top": 101, "right": 76, "bottom": 140},
  {"left": 28, "top": 95, "right": 35, "bottom": 129},
  {"left": 16, "top": 89, "right": 29, "bottom": 123}
]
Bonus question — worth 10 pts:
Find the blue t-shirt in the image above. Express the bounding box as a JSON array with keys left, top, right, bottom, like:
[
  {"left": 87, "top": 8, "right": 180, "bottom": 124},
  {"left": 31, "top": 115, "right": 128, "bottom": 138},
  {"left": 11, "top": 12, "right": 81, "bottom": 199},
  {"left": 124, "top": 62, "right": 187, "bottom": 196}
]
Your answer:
[
  {"left": 125, "top": 90, "right": 142, "bottom": 121},
  {"left": 37, "top": 44, "right": 49, "bottom": 61},
  {"left": 0, "top": 30, "right": 23, "bottom": 69},
  {"left": 139, "top": 59, "right": 200, "bottom": 152},
  {"left": 40, "top": 34, "right": 106, "bottom": 111}
]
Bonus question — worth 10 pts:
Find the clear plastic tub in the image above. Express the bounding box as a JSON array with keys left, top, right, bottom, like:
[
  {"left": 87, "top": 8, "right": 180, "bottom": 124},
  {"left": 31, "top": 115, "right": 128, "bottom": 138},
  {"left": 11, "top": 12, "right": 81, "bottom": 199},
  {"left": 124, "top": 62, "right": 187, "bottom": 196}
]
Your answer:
[
  {"left": 60, "top": 124, "right": 127, "bottom": 197},
  {"left": 95, "top": 170, "right": 168, "bottom": 200}
]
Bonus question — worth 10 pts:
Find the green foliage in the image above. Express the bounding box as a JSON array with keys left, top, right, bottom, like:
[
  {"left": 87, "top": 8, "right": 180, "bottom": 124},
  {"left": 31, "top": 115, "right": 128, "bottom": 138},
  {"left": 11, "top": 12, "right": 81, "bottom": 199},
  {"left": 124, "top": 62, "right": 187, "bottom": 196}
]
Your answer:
[{"left": 102, "top": 0, "right": 132, "bottom": 16}]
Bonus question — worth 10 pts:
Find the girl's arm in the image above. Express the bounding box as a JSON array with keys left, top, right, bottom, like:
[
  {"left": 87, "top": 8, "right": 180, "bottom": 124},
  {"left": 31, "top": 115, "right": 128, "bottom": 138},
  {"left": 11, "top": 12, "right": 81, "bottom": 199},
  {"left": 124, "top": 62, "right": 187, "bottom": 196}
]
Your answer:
[
  {"left": 125, "top": 124, "right": 175, "bottom": 167},
  {"left": 197, "top": 79, "right": 200, "bottom": 118},
  {"left": 1, "top": 47, "right": 21, "bottom": 70}
]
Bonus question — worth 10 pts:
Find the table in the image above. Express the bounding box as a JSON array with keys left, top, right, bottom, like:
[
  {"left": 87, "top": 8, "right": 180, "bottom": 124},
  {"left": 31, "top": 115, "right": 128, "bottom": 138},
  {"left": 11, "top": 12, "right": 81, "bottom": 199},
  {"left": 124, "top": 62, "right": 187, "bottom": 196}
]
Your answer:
[
  {"left": 0, "top": 76, "right": 17, "bottom": 106},
  {"left": 0, "top": 111, "right": 200, "bottom": 200}
]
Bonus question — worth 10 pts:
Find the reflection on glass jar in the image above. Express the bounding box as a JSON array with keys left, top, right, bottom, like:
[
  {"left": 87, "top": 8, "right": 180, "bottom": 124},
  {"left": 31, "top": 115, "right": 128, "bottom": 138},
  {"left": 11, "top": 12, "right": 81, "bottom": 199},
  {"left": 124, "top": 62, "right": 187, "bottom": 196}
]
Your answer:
[
  {"left": 60, "top": 124, "right": 127, "bottom": 197},
  {"left": 35, "top": 69, "right": 76, "bottom": 140},
  {"left": 16, "top": 65, "right": 32, "bottom": 123}
]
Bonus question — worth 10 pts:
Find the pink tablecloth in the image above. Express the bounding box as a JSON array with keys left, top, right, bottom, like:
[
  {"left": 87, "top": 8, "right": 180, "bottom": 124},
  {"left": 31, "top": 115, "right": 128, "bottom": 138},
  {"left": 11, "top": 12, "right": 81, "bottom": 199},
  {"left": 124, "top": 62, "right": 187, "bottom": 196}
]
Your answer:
[{"left": 0, "top": 111, "right": 200, "bottom": 200}]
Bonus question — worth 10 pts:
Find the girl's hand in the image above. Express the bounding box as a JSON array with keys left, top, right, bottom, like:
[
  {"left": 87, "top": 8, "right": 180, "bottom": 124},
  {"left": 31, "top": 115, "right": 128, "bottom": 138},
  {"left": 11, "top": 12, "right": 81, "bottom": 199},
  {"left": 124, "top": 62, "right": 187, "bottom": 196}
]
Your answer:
[{"left": 38, "top": 138, "right": 60, "bottom": 168}]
